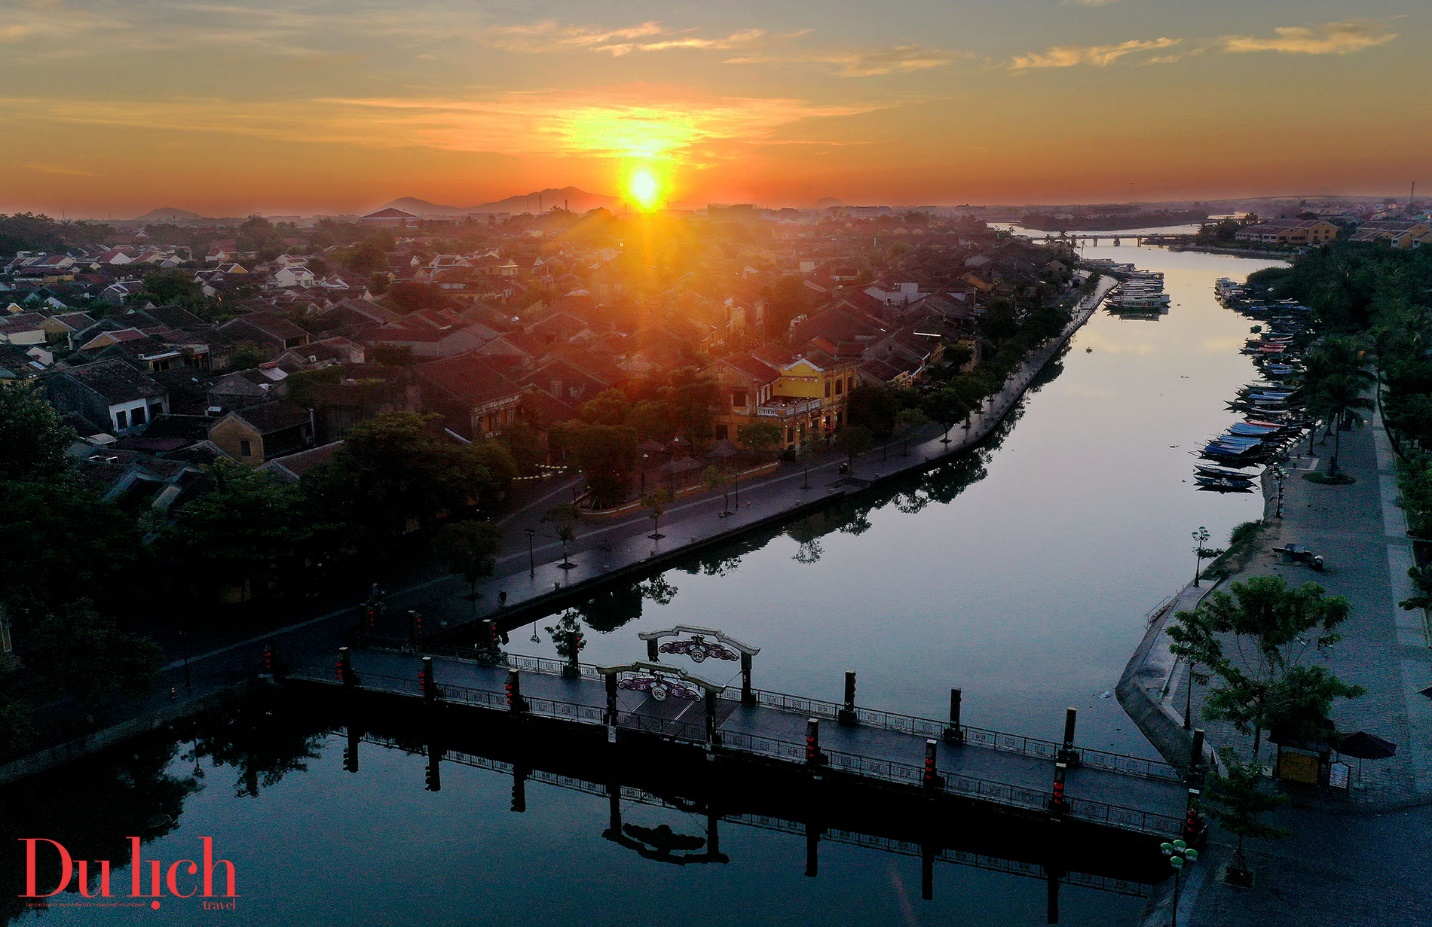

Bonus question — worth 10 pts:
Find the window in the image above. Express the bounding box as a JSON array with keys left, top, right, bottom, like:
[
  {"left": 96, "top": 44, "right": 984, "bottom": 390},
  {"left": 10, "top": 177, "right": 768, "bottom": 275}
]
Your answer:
[
  {"left": 131, "top": 405, "right": 146, "bottom": 427},
  {"left": 715, "top": 424, "right": 729, "bottom": 440},
  {"left": 824, "top": 382, "right": 832, "bottom": 398},
  {"left": 834, "top": 379, "right": 843, "bottom": 396},
  {"left": 240, "top": 439, "right": 252, "bottom": 457},
  {"left": 114, "top": 409, "right": 127, "bottom": 430},
  {"left": 731, "top": 389, "right": 747, "bottom": 409}
]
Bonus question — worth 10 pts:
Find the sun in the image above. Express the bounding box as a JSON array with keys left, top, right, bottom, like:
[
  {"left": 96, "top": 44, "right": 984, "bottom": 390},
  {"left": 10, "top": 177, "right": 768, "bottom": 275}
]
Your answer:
[{"left": 628, "top": 167, "right": 662, "bottom": 211}]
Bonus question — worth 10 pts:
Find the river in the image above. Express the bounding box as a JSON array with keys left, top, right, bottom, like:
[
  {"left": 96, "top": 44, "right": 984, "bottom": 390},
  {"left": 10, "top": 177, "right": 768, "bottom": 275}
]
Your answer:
[{"left": 4, "top": 238, "right": 1287, "bottom": 927}]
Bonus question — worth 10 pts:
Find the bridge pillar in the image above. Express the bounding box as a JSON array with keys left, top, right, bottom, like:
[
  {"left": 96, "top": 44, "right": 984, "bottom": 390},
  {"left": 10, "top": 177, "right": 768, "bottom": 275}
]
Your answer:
[
  {"left": 511, "top": 764, "right": 527, "bottom": 813},
  {"left": 943, "top": 688, "right": 964, "bottom": 745},
  {"left": 805, "top": 718, "right": 825, "bottom": 766},
  {"left": 337, "top": 647, "right": 357, "bottom": 688},
  {"left": 740, "top": 652, "right": 755, "bottom": 704},
  {"left": 705, "top": 690, "right": 720, "bottom": 746},
  {"left": 804, "top": 821, "right": 820, "bottom": 877},
  {"left": 921, "top": 842, "right": 935, "bottom": 901},
  {"left": 1049, "top": 761, "right": 1069, "bottom": 816},
  {"left": 923, "top": 739, "right": 943, "bottom": 790},
  {"left": 1057, "top": 707, "right": 1080, "bottom": 767},
  {"left": 605, "top": 782, "right": 622, "bottom": 838},
  {"left": 838, "top": 671, "right": 858, "bottom": 726},
  {"left": 420, "top": 656, "right": 437, "bottom": 702},
  {"left": 707, "top": 807, "right": 720, "bottom": 856},
  {"left": 423, "top": 745, "right": 442, "bottom": 792},
  {"left": 342, "top": 723, "right": 359, "bottom": 773},
  {"left": 647, "top": 638, "right": 660, "bottom": 662},
  {"left": 604, "top": 673, "right": 618, "bottom": 727},
  {"left": 506, "top": 668, "right": 527, "bottom": 714}
]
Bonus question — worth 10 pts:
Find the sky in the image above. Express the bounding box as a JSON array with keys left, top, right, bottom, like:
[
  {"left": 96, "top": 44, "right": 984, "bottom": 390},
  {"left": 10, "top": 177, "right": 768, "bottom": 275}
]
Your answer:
[{"left": 0, "top": 0, "right": 1426, "bottom": 217}]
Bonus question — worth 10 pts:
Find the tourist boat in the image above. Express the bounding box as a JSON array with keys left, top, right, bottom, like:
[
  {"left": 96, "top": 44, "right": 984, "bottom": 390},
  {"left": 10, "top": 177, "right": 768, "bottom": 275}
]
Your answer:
[
  {"left": 1196, "top": 464, "right": 1258, "bottom": 479},
  {"left": 1228, "top": 422, "right": 1281, "bottom": 437},
  {"left": 1195, "top": 475, "right": 1254, "bottom": 489}
]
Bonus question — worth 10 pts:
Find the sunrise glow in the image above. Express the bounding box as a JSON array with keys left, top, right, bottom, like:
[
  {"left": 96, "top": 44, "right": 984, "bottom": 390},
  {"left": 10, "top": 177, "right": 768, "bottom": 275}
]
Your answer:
[{"left": 627, "top": 167, "right": 662, "bottom": 211}]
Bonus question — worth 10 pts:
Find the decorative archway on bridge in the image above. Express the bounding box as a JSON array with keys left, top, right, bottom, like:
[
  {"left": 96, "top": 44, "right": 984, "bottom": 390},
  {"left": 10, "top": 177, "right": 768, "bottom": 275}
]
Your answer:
[
  {"left": 637, "top": 625, "right": 759, "bottom": 704},
  {"left": 596, "top": 661, "right": 728, "bottom": 745}
]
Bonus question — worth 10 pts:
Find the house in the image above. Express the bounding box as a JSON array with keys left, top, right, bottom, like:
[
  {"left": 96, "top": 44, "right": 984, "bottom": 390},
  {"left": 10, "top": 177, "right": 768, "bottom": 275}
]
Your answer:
[
  {"left": 218, "top": 313, "right": 311, "bottom": 351},
  {"left": 1349, "top": 221, "right": 1432, "bottom": 248},
  {"left": 256, "top": 441, "right": 344, "bottom": 484},
  {"left": 367, "top": 322, "right": 496, "bottom": 359},
  {"left": 360, "top": 207, "right": 419, "bottom": 228},
  {"left": 208, "top": 402, "right": 315, "bottom": 466},
  {"left": 414, "top": 353, "right": 529, "bottom": 439},
  {"left": 0, "top": 313, "right": 48, "bottom": 346},
  {"left": 1234, "top": 219, "right": 1340, "bottom": 245},
  {"left": 44, "top": 359, "right": 170, "bottom": 434}
]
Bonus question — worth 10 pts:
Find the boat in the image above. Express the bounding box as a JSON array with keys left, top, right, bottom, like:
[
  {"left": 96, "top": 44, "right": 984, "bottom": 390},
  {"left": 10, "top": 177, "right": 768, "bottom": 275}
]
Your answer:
[
  {"left": 1196, "top": 464, "right": 1259, "bottom": 479},
  {"left": 1195, "top": 475, "right": 1254, "bottom": 489}
]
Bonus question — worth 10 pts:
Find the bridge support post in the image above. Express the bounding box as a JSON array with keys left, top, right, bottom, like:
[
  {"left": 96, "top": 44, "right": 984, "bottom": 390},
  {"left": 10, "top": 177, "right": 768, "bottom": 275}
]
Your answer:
[
  {"left": 646, "top": 638, "right": 659, "bottom": 662},
  {"left": 342, "top": 723, "right": 359, "bottom": 773},
  {"left": 921, "top": 842, "right": 935, "bottom": 901},
  {"left": 511, "top": 764, "right": 527, "bottom": 813},
  {"left": 805, "top": 718, "right": 825, "bottom": 766},
  {"left": 707, "top": 807, "right": 721, "bottom": 856},
  {"left": 337, "top": 647, "right": 357, "bottom": 688},
  {"left": 705, "top": 690, "right": 720, "bottom": 747},
  {"left": 805, "top": 821, "right": 820, "bottom": 878},
  {"left": 838, "top": 671, "right": 858, "bottom": 726},
  {"left": 1184, "top": 728, "right": 1207, "bottom": 844},
  {"left": 605, "top": 782, "right": 622, "bottom": 838},
  {"left": 506, "top": 668, "right": 527, "bottom": 714},
  {"left": 1057, "top": 707, "right": 1080, "bottom": 767},
  {"left": 423, "top": 745, "right": 442, "bottom": 792},
  {"left": 1049, "top": 761, "right": 1069, "bottom": 816},
  {"left": 943, "top": 688, "right": 964, "bottom": 745},
  {"left": 740, "top": 652, "right": 755, "bottom": 704},
  {"left": 923, "top": 739, "right": 943, "bottom": 790},
  {"left": 604, "top": 673, "right": 618, "bottom": 727},
  {"left": 420, "top": 656, "right": 437, "bottom": 702}
]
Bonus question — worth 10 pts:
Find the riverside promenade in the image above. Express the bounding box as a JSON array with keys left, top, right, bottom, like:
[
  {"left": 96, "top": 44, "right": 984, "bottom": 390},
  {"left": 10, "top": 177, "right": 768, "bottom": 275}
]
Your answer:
[
  {"left": 1124, "top": 406, "right": 1432, "bottom": 926},
  {"left": 0, "top": 280, "right": 1113, "bottom": 786}
]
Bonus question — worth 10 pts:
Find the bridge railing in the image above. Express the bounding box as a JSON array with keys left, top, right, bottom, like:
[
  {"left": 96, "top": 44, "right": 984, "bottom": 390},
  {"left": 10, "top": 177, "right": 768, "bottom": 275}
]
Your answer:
[{"left": 720, "top": 685, "right": 1182, "bottom": 784}]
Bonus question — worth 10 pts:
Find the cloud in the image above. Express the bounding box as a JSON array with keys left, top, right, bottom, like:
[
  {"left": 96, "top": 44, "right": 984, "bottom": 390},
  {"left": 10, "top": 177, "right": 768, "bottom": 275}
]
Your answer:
[
  {"left": 479, "top": 20, "right": 775, "bottom": 57},
  {"left": 729, "top": 44, "right": 961, "bottom": 77},
  {"left": 0, "top": 88, "right": 878, "bottom": 164},
  {"left": 1221, "top": 21, "right": 1396, "bottom": 56},
  {"left": 1010, "top": 37, "right": 1180, "bottom": 69}
]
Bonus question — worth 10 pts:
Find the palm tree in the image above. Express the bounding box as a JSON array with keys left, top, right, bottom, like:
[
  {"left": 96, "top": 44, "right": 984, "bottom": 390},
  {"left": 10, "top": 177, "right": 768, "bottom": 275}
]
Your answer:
[{"left": 1309, "top": 374, "right": 1374, "bottom": 476}]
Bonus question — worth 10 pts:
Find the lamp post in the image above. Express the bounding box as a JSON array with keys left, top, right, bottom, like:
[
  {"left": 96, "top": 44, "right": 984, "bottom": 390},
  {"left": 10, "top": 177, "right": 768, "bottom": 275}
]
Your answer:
[
  {"left": 1192, "top": 526, "right": 1209, "bottom": 588},
  {"left": 1160, "top": 839, "right": 1199, "bottom": 927},
  {"left": 1271, "top": 464, "right": 1286, "bottom": 519},
  {"left": 526, "top": 528, "right": 535, "bottom": 577}
]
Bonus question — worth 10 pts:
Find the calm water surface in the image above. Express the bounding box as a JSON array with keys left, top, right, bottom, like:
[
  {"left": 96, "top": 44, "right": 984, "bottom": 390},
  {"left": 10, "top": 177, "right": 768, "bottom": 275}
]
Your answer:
[{"left": 8, "top": 241, "right": 1287, "bottom": 927}]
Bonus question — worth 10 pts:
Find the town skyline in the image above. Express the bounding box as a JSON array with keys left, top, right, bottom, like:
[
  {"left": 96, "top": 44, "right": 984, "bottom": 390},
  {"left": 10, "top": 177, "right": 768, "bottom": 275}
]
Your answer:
[{"left": 1, "top": 1, "right": 1425, "bottom": 217}]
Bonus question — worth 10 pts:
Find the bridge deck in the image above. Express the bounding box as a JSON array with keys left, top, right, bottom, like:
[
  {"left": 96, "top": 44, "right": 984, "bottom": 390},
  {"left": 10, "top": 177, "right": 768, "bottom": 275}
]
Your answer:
[{"left": 305, "top": 647, "right": 1187, "bottom": 836}]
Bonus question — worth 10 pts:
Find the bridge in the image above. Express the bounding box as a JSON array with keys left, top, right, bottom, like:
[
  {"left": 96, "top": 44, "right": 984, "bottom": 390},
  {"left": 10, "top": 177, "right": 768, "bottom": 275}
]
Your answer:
[{"left": 274, "top": 626, "right": 1206, "bottom": 880}]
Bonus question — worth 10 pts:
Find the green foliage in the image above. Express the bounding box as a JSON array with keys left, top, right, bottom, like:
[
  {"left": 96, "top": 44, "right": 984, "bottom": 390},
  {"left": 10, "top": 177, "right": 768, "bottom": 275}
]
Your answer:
[
  {"left": 434, "top": 519, "right": 503, "bottom": 596},
  {"left": 0, "top": 383, "right": 75, "bottom": 482},
  {"left": 0, "top": 213, "right": 114, "bottom": 253},
  {"left": 736, "top": 420, "right": 782, "bottom": 454},
  {"left": 544, "top": 610, "right": 586, "bottom": 662},
  {"left": 1169, "top": 575, "right": 1362, "bottom": 759},
  {"left": 158, "top": 460, "right": 315, "bottom": 602},
  {"left": 497, "top": 420, "right": 545, "bottom": 474},
  {"left": 370, "top": 344, "right": 414, "bottom": 366},
  {"left": 834, "top": 424, "right": 873, "bottom": 463},
  {"left": 382, "top": 281, "right": 451, "bottom": 314},
  {"left": 1205, "top": 747, "right": 1290, "bottom": 872},
  {"left": 669, "top": 367, "right": 720, "bottom": 447},
  {"left": 133, "top": 269, "right": 207, "bottom": 311},
  {"left": 226, "top": 343, "right": 273, "bottom": 371},
  {"left": 550, "top": 420, "right": 638, "bottom": 508},
  {"left": 846, "top": 384, "right": 902, "bottom": 436},
  {"left": 579, "top": 389, "right": 631, "bottom": 426},
  {"left": 26, "top": 600, "right": 161, "bottom": 711}
]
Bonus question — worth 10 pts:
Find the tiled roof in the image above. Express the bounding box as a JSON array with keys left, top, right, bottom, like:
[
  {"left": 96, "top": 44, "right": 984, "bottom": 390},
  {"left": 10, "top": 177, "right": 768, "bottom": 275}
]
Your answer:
[{"left": 56, "top": 359, "right": 167, "bottom": 403}]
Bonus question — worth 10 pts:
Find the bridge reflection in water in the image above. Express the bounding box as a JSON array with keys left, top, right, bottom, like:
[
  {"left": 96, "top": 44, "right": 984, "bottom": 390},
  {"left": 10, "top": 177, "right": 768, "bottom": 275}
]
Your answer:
[{"left": 285, "top": 632, "right": 1202, "bottom": 921}]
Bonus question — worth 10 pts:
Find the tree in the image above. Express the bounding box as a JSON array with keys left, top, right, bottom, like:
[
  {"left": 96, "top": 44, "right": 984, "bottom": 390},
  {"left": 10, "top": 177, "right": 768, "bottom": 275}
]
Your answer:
[
  {"left": 642, "top": 489, "right": 672, "bottom": 540},
  {"left": 543, "top": 503, "right": 581, "bottom": 567},
  {"left": 226, "top": 343, "right": 273, "bottom": 371},
  {"left": 736, "top": 421, "right": 782, "bottom": 456},
  {"left": 434, "top": 520, "right": 503, "bottom": 599},
  {"left": 1205, "top": 747, "right": 1289, "bottom": 878},
  {"left": 25, "top": 600, "right": 161, "bottom": 713},
  {"left": 894, "top": 408, "right": 931, "bottom": 456},
  {"left": 702, "top": 465, "right": 733, "bottom": 515},
  {"left": 833, "top": 424, "right": 873, "bottom": 473},
  {"left": 669, "top": 368, "right": 720, "bottom": 452},
  {"left": 923, "top": 387, "right": 973, "bottom": 443},
  {"left": 1167, "top": 576, "right": 1363, "bottom": 760},
  {"left": 0, "top": 383, "right": 75, "bottom": 482},
  {"left": 846, "top": 384, "right": 901, "bottom": 436},
  {"left": 158, "top": 460, "right": 315, "bottom": 603},
  {"left": 579, "top": 389, "right": 631, "bottom": 427},
  {"left": 550, "top": 421, "right": 638, "bottom": 508},
  {"left": 1308, "top": 373, "right": 1374, "bottom": 476}
]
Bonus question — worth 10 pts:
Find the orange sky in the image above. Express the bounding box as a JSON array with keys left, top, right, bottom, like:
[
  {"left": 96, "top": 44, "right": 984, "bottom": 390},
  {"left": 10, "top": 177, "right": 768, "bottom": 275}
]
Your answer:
[{"left": 0, "top": 1, "right": 1425, "bottom": 216}]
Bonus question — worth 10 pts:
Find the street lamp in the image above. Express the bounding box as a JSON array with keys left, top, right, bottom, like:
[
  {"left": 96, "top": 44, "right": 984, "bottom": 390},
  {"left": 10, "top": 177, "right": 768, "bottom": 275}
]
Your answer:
[
  {"left": 526, "top": 528, "right": 535, "bottom": 576},
  {"left": 1192, "top": 526, "right": 1210, "bottom": 588},
  {"left": 1271, "top": 464, "right": 1287, "bottom": 519},
  {"left": 1160, "top": 839, "right": 1199, "bottom": 927}
]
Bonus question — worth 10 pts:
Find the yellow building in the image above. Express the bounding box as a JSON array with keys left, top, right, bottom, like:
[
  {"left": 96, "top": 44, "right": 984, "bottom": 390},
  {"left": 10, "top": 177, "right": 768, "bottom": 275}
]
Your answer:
[{"left": 709, "top": 347, "right": 859, "bottom": 450}]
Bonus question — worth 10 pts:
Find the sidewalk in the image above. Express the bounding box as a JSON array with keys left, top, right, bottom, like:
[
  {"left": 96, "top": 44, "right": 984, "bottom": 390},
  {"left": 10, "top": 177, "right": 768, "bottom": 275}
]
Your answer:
[{"left": 1132, "top": 407, "right": 1432, "bottom": 926}]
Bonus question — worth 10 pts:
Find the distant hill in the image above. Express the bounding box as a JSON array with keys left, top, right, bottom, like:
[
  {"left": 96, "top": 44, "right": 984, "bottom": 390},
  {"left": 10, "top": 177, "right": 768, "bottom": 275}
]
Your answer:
[
  {"left": 811, "top": 197, "right": 847, "bottom": 210},
  {"left": 381, "top": 187, "right": 619, "bottom": 217},
  {"left": 132, "top": 207, "right": 205, "bottom": 222}
]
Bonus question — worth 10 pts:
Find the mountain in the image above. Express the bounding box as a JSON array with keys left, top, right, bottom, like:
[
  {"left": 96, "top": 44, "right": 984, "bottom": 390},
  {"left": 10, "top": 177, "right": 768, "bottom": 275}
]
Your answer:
[
  {"left": 380, "top": 187, "right": 620, "bottom": 217},
  {"left": 811, "top": 197, "right": 847, "bottom": 210},
  {"left": 132, "top": 207, "right": 205, "bottom": 222}
]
